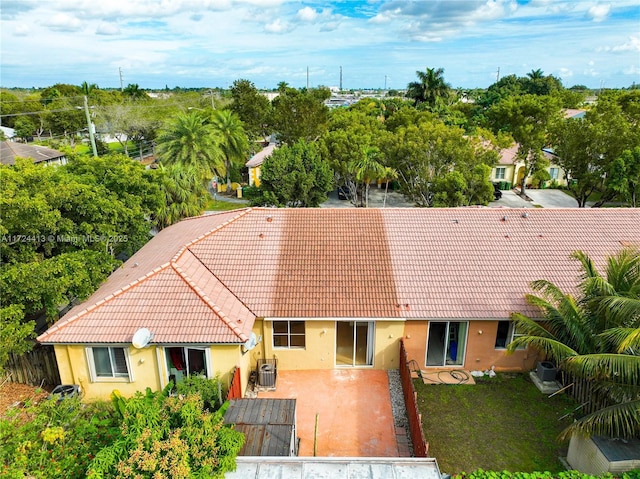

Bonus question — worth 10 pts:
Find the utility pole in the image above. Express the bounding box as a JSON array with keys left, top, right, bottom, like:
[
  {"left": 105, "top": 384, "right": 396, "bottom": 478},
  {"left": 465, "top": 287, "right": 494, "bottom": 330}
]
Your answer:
[
  {"left": 119, "top": 67, "right": 124, "bottom": 92},
  {"left": 208, "top": 89, "right": 215, "bottom": 109},
  {"left": 84, "top": 95, "right": 98, "bottom": 157},
  {"left": 306, "top": 67, "right": 309, "bottom": 89},
  {"left": 384, "top": 75, "right": 387, "bottom": 90},
  {"left": 340, "top": 66, "right": 343, "bottom": 91},
  {"left": 496, "top": 67, "right": 500, "bottom": 82}
]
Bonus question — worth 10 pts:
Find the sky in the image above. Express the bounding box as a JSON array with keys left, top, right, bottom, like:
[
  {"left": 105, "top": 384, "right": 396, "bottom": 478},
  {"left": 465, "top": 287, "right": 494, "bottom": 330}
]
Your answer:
[{"left": 1, "top": 0, "right": 639, "bottom": 90}]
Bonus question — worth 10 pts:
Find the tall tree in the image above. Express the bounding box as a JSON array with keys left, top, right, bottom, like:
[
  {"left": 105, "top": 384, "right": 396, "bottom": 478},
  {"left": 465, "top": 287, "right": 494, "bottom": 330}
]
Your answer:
[
  {"left": 210, "top": 109, "right": 249, "bottom": 189},
  {"left": 253, "top": 140, "right": 333, "bottom": 207},
  {"left": 406, "top": 67, "right": 450, "bottom": 110},
  {"left": 350, "top": 146, "right": 386, "bottom": 207},
  {"left": 230, "top": 79, "right": 271, "bottom": 141},
  {"left": 156, "top": 111, "right": 225, "bottom": 181},
  {"left": 155, "top": 163, "right": 208, "bottom": 229},
  {"left": 508, "top": 248, "right": 640, "bottom": 440},
  {"left": 488, "top": 94, "right": 562, "bottom": 197},
  {"left": 269, "top": 84, "right": 330, "bottom": 145}
]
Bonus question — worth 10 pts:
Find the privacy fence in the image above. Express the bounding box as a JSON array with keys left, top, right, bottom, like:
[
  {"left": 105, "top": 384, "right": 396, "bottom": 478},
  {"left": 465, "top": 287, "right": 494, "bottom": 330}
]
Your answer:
[
  {"left": 4, "top": 345, "right": 60, "bottom": 387},
  {"left": 399, "top": 339, "right": 429, "bottom": 457}
]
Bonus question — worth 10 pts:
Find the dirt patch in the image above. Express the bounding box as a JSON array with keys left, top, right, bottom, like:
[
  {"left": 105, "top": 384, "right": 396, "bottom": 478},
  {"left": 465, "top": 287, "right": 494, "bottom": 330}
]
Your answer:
[{"left": 0, "top": 380, "right": 50, "bottom": 416}]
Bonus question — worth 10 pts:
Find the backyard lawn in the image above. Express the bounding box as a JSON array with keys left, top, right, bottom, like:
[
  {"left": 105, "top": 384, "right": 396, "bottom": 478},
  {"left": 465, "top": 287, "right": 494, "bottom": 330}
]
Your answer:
[
  {"left": 203, "top": 197, "right": 248, "bottom": 211},
  {"left": 415, "top": 373, "right": 578, "bottom": 474}
]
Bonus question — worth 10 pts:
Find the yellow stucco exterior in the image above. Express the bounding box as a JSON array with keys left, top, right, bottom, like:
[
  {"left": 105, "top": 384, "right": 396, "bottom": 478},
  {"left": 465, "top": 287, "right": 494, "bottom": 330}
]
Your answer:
[{"left": 259, "top": 319, "right": 404, "bottom": 370}]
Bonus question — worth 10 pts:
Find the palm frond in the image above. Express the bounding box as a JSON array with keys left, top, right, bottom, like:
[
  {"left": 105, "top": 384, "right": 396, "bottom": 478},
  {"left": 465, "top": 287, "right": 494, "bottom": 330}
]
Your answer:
[
  {"left": 599, "top": 296, "right": 640, "bottom": 328},
  {"left": 563, "top": 353, "right": 640, "bottom": 385},
  {"left": 599, "top": 327, "right": 640, "bottom": 354},
  {"left": 507, "top": 335, "right": 578, "bottom": 363},
  {"left": 559, "top": 399, "right": 640, "bottom": 440}
]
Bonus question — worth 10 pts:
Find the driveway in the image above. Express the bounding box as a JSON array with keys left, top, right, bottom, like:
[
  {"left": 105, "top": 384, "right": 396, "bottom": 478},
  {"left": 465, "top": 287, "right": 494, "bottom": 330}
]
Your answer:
[
  {"left": 257, "top": 369, "right": 398, "bottom": 457},
  {"left": 524, "top": 189, "right": 579, "bottom": 208}
]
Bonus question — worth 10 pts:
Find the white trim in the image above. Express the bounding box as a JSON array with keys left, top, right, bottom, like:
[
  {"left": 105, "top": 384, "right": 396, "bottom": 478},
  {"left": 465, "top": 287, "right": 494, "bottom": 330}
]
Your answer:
[
  {"left": 157, "top": 347, "right": 167, "bottom": 389},
  {"left": 85, "top": 346, "right": 133, "bottom": 382},
  {"left": 205, "top": 348, "right": 214, "bottom": 379}
]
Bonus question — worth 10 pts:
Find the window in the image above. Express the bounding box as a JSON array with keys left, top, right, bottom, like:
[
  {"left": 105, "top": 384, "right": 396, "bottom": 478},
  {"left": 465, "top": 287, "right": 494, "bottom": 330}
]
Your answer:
[
  {"left": 89, "top": 347, "right": 130, "bottom": 380},
  {"left": 549, "top": 167, "right": 559, "bottom": 180},
  {"left": 273, "top": 321, "right": 305, "bottom": 348},
  {"left": 495, "top": 167, "right": 506, "bottom": 180},
  {"left": 165, "top": 347, "right": 210, "bottom": 384},
  {"left": 495, "top": 321, "right": 526, "bottom": 350}
]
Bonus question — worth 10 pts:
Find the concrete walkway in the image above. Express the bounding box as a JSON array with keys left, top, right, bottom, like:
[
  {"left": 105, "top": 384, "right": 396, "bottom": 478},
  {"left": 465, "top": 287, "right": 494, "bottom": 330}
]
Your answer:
[{"left": 257, "top": 369, "right": 398, "bottom": 457}]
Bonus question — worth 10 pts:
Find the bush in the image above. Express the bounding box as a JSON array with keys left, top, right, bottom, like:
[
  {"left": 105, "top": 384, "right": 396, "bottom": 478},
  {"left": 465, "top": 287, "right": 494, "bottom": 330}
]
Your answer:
[
  {"left": 453, "top": 469, "right": 640, "bottom": 479},
  {"left": 0, "top": 394, "right": 119, "bottom": 478}
]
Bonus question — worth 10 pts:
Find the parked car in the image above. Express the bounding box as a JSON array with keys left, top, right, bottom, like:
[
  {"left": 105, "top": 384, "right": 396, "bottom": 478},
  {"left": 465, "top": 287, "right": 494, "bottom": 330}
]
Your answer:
[{"left": 493, "top": 183, "right": 503, "bottom": 200}]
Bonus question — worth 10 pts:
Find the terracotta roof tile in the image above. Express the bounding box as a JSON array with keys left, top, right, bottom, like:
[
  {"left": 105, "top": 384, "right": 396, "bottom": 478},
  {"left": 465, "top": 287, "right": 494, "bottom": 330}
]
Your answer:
[{"left": 39, "top": 208, "right": 640, "bottom": 344}]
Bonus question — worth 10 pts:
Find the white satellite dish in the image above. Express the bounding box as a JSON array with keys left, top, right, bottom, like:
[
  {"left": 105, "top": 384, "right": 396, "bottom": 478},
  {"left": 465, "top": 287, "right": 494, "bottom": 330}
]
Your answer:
[
  {"left": 132, "top": 328, "right": 154, "bottom": 349},
  {"left": 243, "top": 332, "right": 258, "bottom": 352}
]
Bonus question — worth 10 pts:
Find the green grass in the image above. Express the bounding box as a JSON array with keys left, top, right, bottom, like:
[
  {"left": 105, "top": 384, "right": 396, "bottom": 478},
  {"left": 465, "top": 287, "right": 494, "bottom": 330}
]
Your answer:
[
  {"left": 203, "top": 197, "right": 248, "bottom": 211},
  {"left": 415, "top": 373, "right": 578, "bottom": 474}
]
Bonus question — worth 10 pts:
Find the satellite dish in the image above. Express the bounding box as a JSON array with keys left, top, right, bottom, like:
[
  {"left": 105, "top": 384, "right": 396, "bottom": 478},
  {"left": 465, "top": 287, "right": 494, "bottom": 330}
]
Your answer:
[
  {"left": 132, "top": 328, "right": 154, "bottom": 349},
  {"left": 243, "top": 332, "right": 258, "bottom": 352}
]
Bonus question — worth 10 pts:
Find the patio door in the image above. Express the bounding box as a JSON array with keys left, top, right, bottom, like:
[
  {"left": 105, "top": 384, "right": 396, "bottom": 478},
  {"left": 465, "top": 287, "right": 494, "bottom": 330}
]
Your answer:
[
  {"left": 336, "top": 321, "right": 374, "bottom": 367},
  {"left": 425, "top": 321, "right": 468, "bottom": 367},
  {"left": 165, "top": 347, "right": 210, "bottom": 383}
]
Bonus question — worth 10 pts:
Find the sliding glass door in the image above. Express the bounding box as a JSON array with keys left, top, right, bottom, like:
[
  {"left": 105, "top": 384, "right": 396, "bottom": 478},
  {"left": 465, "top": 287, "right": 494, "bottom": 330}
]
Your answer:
[
  {"left": 425, "top": 321, "right": 467, "bottom": 367},
  {"left": 336, "top": 321, "right": 374, "bottom": 367}
]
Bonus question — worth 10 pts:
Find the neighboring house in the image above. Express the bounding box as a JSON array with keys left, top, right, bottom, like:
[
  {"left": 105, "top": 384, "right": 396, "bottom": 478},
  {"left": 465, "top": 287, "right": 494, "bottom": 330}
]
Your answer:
[
  {"left": 490, "top": 144, "right": 567, "bottom": 189},
  {"left": 0, "top": 126, "right": 16, "bottom": 140},
  {"left": 0, "top": 141, "right": 67, "bottom": 167},
  {"left": 246, "top": 143, "right": 277, "bottom": 187},
  {"left": 38, "top": 208, "right": 640, "bottom": 400}
]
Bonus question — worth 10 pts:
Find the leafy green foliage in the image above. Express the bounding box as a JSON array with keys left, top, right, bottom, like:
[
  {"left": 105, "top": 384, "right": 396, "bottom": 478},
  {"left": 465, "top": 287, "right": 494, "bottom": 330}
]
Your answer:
[
  {"left": 0, "top": 395, "right": 120, "bottom": 479},
  {"left": 253, "top": 140, "right": 334, "bottom": 207},
  {"left": 269, "top": 84, "right": 330, "bottom": 145},
  {"left": 453, "top": 469, "right": 640, "bottom": 479},
  {"left": 509, "top": 248, "right": 640, "bottom": 439},
  {"left": 230, "top": 79, "right": 271, "bottom": 141},
  {"left": 87, "top": 389, "right": 244, "bottom": 478}
]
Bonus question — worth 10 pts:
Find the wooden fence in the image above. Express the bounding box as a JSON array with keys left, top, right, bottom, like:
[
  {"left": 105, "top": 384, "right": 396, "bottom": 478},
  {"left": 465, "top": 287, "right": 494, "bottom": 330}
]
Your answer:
[
  {"left": 561, "top": 372, "right": 613, "bottom": 418},
  {"left": 399, "top": 339, "right": 429, "bottom": 457},
  {"left": 4, "top": 346, "right": 60, "bottom": 387},
  {"left": 226, "top": 367, "right": 242, "bottom": 400}
]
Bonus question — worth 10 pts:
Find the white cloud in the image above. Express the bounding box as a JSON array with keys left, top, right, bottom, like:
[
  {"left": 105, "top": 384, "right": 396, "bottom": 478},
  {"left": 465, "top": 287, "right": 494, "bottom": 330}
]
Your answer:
[
  {"left": 297, "top": 6, "right": 318, "bottom": 22},
  {"left": 47, "top": 13, "right": 83, "bottom": 32},
  {"left": 588, "top": 4, "right": 610, "bottom": 22},
  {"left": 264, "top": 18, "right": 293, "bottom": 34},
  {"left": 623, "top": 65, "right": 640, "bottom": 75},
  {"left": 96, "top": 22, "right": 121, "bottom": 35},
  {"left": 559, "top": 67, "right": 573, "bottom": 78},
  {"left": 612, "top": 36, "right": 640, "bottom": 52},
  {"left": 14, "top": 23, "right": 29, "bottom": 36}
]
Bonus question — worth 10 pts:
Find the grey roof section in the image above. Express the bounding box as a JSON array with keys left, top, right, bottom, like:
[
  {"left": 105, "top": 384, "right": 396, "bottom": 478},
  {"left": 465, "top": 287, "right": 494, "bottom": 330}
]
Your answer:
[
  {"left": 226, "top": 457, "right": 442, "bottom": 479},
  {"left": 0, "top": 141, "right": 65, "bottom": 166},
  {"left": 224, "top": 399, "right": 297, "bottom": 457},
  {"left": 591, "top": 436, "right": 640, "bottom": 461}
]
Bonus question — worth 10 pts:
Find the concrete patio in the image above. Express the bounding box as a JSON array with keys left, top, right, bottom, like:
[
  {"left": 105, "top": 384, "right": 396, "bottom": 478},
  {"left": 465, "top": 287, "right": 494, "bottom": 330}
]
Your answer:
[{"left": 257, "top": 369, "right": 398, "bottom": 457}]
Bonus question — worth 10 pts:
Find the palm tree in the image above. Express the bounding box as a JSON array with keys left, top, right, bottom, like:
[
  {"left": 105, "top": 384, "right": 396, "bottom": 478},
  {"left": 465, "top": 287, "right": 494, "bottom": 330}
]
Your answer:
[
  {"left": 527, "top": 68, "right": 545, "bottom": 80},
  {"left": 209, "top": 110, "right": 249, "bottom": 190},
  {"left": 156, "top": 111, "right": 225, "bottom": 181},
  {"left": 508, "top": 248, "right": 640, "bottom": 439},
  {"left": 155, "top": 164, "right": 208, "bottom": 228},
  {"left": 406, "top": 67, "right": 450, "bottom": 110},
  {"left": 381, "top": 167, "right": 398, "bottom": 208},
  {"left": 350, "top": 146, "right": 385, "bottom": 207}
]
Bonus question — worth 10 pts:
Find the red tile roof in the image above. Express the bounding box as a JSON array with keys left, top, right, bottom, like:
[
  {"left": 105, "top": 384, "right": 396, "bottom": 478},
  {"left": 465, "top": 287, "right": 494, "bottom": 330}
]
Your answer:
[{"left": 38, "top": 208, "right": 640, "bottom": 344}]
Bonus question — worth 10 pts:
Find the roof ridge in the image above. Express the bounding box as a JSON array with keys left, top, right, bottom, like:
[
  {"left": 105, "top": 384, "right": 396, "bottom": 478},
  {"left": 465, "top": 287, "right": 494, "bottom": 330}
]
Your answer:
[
  {"left": 171, "top": 208, "right": 253, "bottom": 263},
  {"left": 171, "top": 262, "right": 248, "bottom": 342},
  {"left": 37, "top": 263, "right": 171, "bottom": 342}
]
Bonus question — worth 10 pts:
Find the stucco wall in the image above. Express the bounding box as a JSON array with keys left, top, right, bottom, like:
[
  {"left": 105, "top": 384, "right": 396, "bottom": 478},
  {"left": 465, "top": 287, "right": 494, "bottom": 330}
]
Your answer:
[
  {"left": 261, "top": 320, "right": 404, "bottom": 370},
  {"left": 55, "top": 344, "right": 161, "bottom": 401},
  {"left": 399, "top": 320, "right": 536, "bottom": 372}
]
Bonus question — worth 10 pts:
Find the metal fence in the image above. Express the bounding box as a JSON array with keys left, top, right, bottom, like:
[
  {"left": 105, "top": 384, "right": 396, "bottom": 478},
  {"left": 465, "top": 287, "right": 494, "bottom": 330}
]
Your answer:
[
  {"left": 399, "top": 340, "right": 429, "bottom": 457},
  {"left": 4, "top": 345, "right": 60, "bottom": 387}
]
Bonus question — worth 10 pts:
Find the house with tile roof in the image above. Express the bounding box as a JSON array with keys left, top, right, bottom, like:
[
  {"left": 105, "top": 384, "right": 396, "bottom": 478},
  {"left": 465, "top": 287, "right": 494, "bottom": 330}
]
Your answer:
[
  {"left": 246, "top": 143, "right": 277, "bottom": 187},
  {"left": 38, "top": 208, "right": 640, "bottom": 400},
  {"left": 0, "top": 141, "right": 67, "bottom": 166},
  {"left": 490, "top": 143, "right": 567, "bottom": 190}
]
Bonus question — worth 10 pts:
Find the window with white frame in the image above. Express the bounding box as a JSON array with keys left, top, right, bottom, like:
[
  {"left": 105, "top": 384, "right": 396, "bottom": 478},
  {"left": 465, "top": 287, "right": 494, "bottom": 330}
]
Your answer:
[
  {"left": 495, "top": 167, "right": 506, "bottom": 180},
  {"left": 88, "top": 347, "right": 130, "bottom": 380},
  {"left": 494, "top": 321, "right": 526, "bottom": 350},
  {"left": 273, "top": 321, "right": 305, "bottom": 348},
  {"left": 549, "top": 167, "right": 559, "bottom": 180}
]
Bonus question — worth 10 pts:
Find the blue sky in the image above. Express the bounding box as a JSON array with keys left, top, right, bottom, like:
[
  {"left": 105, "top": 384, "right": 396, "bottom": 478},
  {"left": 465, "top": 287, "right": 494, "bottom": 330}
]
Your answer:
[{"left": 1, "top": 0, "right": 639, "bottom": 90}]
